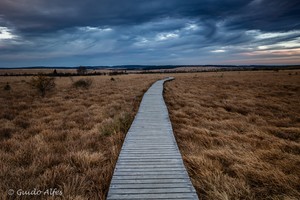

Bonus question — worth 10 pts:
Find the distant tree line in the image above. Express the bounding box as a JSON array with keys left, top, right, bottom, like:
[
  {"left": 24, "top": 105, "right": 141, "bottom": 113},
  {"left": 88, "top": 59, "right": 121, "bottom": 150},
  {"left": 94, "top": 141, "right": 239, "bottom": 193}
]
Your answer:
[
  {"left": 0, "top": 65, "right": 299, "bottom": 76},
  {"left": 0, "top": 66, "right": 128, "bottom": 76},
  {"left": 136, "top": 66, "right": 300, "bottom": 74}
]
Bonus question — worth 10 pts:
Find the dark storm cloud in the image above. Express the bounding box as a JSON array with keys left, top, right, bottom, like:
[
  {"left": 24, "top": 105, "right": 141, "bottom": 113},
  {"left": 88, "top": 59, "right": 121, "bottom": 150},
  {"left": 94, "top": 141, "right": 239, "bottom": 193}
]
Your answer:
[
  {"left": 0, "top": 0, "right": 297, "bottom": 34},
  {"left": 0, "top": 0, "right": 300, "bottom": 67},
  {"left": 224, "top": 0, "right": 300, "bottom": 32}
]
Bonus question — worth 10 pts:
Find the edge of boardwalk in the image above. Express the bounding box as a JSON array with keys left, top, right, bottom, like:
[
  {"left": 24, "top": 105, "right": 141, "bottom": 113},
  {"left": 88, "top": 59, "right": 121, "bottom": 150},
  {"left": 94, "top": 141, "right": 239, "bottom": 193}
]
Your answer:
[{"left": 107, "top": 77, "right": 198, "bottom": 200}]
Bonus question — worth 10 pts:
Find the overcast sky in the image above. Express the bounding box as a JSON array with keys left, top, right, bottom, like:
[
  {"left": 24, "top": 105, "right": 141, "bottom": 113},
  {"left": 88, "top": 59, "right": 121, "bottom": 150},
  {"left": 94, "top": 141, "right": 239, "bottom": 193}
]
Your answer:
[{"left": 0, "top": 0, "right": 300, "bottom": 67}]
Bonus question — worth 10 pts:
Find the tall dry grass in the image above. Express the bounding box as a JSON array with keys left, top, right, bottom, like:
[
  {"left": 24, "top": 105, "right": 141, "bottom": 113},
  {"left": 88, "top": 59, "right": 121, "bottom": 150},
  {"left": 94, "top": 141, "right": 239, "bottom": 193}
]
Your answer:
[
  {"left": 164, "top": 70, "right": 300, "bottom": 200},
  {"left": 0, "top": 74, "right": 164, "bottom": 199}
]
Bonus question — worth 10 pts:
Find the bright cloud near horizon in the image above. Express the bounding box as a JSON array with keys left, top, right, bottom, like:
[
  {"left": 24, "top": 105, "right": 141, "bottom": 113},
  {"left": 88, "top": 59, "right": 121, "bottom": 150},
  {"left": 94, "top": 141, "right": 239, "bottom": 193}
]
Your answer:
[{"left": 0, "top": 0, "right": 300, "bottom": 67}]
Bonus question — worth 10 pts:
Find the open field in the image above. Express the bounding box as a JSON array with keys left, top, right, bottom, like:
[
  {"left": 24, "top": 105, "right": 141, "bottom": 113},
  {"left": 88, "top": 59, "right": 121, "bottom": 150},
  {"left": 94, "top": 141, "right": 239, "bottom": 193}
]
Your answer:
[
  {"left": 1, "top": 70, "right": 299, "bottom": 199},
  {"left": 164, "top": 70, "right": 300, "bottom": 199},
  {"left": 0, "top": 74, "right": 164, "bottom": 199}
]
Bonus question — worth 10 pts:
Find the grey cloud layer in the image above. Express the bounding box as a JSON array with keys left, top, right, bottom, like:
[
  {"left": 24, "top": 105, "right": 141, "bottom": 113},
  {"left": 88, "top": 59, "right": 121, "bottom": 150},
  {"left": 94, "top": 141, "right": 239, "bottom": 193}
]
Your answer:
[
  {"left": 1, "top": 0, "right": 299, "bottom": 33},
  {"left": 0, "top": 0, "right": 299, "bottom": 66}
]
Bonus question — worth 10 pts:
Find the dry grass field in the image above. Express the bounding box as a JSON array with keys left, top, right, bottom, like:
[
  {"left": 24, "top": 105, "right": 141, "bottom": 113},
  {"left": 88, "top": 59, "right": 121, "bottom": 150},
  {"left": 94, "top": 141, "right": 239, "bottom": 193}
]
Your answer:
[
  {"left": 164, "top": 70, "right": 300, "bottom": 200},
  {"left": 1, "top": 70, "right": 299, "bottom": 199},
  {"left": 0, "top": 74, "right": 164, "bottom": 199}
]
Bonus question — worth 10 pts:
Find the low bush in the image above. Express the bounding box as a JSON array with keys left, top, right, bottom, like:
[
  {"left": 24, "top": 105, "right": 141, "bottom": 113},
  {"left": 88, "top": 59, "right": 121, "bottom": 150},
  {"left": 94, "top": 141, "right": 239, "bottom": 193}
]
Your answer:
[
  {"left": 73, "top": 78, "right": 93, "bottom": 89},
  {"left": 29, "top": 74, "right": 55, "bottom": 97}
]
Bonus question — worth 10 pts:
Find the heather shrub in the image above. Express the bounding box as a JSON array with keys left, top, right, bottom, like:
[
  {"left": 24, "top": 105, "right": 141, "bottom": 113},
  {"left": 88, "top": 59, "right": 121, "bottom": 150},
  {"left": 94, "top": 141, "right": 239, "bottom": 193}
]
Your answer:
[
  {"left": 29, "top": 74, "right": 55, "bottom": 97},
  {"left": 73, "top": 78, "right": 93, "bottom": 89}
]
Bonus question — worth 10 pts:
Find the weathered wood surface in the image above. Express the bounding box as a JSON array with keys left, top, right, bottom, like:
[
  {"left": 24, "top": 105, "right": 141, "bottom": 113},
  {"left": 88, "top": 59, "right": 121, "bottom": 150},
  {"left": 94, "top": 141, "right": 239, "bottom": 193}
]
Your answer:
[{"left": 107, "top": 77, "right": 198, "bottom": 200}]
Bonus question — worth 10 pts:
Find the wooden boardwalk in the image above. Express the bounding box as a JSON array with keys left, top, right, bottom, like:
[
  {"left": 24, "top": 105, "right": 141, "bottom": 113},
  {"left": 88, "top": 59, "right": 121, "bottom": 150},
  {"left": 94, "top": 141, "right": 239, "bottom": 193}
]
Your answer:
[{"left": 107, "top": 78, "right": 198, "bottom": 200}]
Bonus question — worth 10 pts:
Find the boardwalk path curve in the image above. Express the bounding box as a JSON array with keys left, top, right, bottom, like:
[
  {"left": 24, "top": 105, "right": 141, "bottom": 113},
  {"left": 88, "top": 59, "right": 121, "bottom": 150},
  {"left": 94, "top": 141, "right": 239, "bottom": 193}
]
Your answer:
[{"left": 107, "top": 77, "right": 198, "bottom": 200}]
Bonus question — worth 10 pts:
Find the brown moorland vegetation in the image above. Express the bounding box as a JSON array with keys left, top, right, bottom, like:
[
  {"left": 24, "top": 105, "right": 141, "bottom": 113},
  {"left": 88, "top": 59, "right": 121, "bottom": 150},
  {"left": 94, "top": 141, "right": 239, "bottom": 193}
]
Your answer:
[
  {"left": 0, "top": 74, "right": 164, "bottom": 199},
  {"left": 164, "top": 70, "right": 300, "bottom": 199}
]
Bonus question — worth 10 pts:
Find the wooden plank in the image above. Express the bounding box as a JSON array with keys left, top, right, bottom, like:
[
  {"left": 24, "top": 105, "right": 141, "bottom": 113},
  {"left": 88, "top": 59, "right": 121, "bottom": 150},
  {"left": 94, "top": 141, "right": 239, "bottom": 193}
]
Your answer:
[
  {"left": 107, "top": 77, "right": 198, "bottom": 200},
  {"left": 119, "top": 153, "right": 178, "bottom": 156},
  {"left": 109, "top": 187, "right": 193, "bottom": 194},
  {"left": 110, "top": 183, "right": 191, "bottom": 189},
  {"left": 108, "top": 193, "right": 196, "bottom": 199},
  {"left": 115, "top": 165, "right": 184, "bottom": 169},
  {"left": 115, "top": 168, "right": 184, "bottom": 172},
  {"left": 110, "top": 178, "right": 190, "bottom": 184},
  {"left": 113, "top": 171, "right": 187, "bottom": 176}
]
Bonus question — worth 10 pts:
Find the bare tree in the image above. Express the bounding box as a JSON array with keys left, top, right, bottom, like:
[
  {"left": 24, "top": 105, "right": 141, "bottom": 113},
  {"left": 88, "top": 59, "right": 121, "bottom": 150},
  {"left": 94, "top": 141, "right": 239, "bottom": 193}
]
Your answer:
[
  {"left": 29, "top": 74, "right": 55, "bottom": 97},
  {"left": 77, "top": 66, "right": 87, "bottom": 75}
]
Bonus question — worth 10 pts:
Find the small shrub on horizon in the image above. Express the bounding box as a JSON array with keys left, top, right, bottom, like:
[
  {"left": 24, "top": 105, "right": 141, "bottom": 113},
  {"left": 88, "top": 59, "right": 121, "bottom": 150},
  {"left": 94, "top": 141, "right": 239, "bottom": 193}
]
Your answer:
[
  {"left": 29, "top": 74, "right": 55, "bottom": 97},
  {"left": 77, "top": 66, "right": 87, "bottom": 75},
  {"left": 72, "top": 78, "right": 93, "bottom": 89}
]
